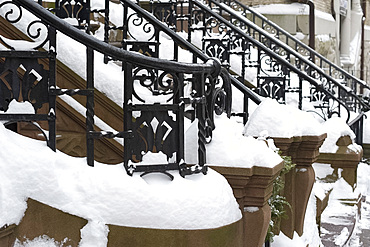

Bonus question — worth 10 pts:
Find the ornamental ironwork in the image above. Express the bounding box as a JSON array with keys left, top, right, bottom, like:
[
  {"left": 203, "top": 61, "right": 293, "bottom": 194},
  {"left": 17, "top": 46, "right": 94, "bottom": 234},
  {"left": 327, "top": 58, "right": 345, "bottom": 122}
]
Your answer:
[
  {"left": 0, "top": 0, "right": 57, "bottom": 150},
  {"left": 218, "top": 0, "right": 370, "bottom": 107},
  {"left": 55, "top": 0, "right": 90, "bottom": 29},
  {"left": 3, "top": 0, "right": 233, "bottom": 177}
]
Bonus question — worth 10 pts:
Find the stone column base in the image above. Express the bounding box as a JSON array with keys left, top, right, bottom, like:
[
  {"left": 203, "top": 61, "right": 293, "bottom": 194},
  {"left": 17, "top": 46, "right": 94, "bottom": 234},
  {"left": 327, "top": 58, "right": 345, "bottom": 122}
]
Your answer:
[{"left": 243, "top": 204, "right": 271, "bottom": 247}]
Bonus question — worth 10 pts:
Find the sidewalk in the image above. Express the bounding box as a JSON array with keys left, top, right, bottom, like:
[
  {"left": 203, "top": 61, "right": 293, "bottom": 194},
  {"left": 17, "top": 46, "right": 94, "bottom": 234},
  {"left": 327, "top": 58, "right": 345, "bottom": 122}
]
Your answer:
[{"left": 318, "top": 162, "right": 370, "bottom": 247}]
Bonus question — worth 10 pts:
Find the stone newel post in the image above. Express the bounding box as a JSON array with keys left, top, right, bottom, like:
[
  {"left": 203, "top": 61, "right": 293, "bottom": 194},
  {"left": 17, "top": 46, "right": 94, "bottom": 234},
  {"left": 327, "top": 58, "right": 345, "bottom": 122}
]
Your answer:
[{"left": 210, "top": 162, "right": 284, "bottom": 247}]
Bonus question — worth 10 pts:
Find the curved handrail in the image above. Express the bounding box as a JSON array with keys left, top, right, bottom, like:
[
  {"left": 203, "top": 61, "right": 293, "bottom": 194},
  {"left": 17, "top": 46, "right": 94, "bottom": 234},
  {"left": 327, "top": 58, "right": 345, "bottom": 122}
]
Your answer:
[
  {"left": 218, "top": 0, "right": 370, "bottom": 91},
  {"left": 14, "top": 0, "right": 217, "bottom": 75},
  {"left": 191, "top": 0, "right": 353, "bottom": 122},
  {"left": 120, "top": 0, "right": 262, "bottom": 105}
]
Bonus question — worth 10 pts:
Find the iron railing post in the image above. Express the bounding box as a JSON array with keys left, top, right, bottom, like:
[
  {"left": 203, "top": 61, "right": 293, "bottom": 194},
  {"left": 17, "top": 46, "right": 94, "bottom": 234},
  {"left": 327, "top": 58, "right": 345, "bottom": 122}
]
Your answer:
[
  {"left": 48, "top": 26, "right": 57, "bottom": 151},
  {"left": 86, "top": 47, "right": 95, "bottom": 166}
]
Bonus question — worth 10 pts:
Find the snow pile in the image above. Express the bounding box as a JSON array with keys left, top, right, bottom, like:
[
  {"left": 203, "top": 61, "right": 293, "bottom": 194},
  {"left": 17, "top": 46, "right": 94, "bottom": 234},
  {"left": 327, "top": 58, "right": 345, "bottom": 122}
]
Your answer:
[
  {"left": 320, "top": 177, "right": 359, "bottom": 225},
  {"left": 79, "top": 221, "right": 109, "bottom": 247},
  {"left": 363, "top": 111, "right": 370, "bottom": 144},
  {"left": 0, "top": 123, "right": 241, "bottom": 230},
  {"left": 319, "top": 117, "right": 361, "bottom": 153},
  {"left": 251, "top": 3, "right": 309, "bottom": 15},
  {"left": 251, "top": 3, "right": 335, "bottom": 22},
  {"left": 272, "top": 190, "right": 323, "bottom": 246},
  {"left": 185, "top": 114, "right": 282, "bottom": 168},
  {"left": 243, "top": 98, "right": 325, "bottom": 138},
  {"left": 14, "top": 235, "right": 69, "bottom": 247}
]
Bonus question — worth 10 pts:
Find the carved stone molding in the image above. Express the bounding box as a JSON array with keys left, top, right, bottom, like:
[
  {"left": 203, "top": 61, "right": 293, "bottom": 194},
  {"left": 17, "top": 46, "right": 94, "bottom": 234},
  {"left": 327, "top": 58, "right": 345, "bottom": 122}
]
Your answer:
[
  {"left": 0, "top": 224, "right": 16, "bottom": 247},
  {"left": 271, "top": 133, "right": 327, "bottom": 238},
  {"left": 210, "top": 161, "right": 284, "bottom": 247}
]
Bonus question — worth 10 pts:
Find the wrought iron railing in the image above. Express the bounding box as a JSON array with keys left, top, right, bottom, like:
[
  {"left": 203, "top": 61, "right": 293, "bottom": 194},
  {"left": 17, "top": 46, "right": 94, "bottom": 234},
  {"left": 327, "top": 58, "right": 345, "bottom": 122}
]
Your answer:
[
  {"left": 218, "top": 0, "right": 370, "bottom": 95},
  {"left": 0, "top": 0, "right": 228, "bottom": 176},
  {"left": 207, "top": 0, "right": 369, "bottom": 120},
  {"left": 138, "top": 0, "right": 361, "bottom": 122},
  {"left": 203, "top": 0, "right": 370, "bottom": 108},
  {"left": 102, "top": 0, "right": 261, "bottom": 125},
  {"left": 349, "top": 112, "right": 366, "bottom": 145}
]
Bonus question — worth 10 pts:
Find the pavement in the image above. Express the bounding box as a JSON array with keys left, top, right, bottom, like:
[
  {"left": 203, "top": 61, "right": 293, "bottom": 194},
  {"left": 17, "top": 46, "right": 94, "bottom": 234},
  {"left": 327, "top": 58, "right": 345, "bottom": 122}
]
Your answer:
[{"left": 318, "top": 161, "right": 370, "bottom": 247}]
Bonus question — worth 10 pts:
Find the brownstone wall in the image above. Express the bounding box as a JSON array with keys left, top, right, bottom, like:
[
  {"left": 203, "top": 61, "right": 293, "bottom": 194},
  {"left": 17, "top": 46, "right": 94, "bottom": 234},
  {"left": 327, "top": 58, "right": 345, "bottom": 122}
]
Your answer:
[
  {"left": 366, "top": 2, "right": 370, "bottom": 26},
  {"left": 313, "top": 0, "right": 333, "bottom": 14}
]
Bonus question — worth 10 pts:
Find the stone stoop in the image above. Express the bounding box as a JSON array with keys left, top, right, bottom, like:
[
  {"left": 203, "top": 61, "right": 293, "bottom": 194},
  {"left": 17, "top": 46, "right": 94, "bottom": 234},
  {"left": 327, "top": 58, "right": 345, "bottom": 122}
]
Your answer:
[
  {"left": 314, "top": 135, "right": 364, "bottom": 246},
  {"left": 6, "top": 198, "right": 244, "bottom": 247},
  {"left": 271, "top": 133, "right": 327, "bottom": 239},
  {"left": 210, "top": 161, "right": 284, "bottom": 247},
  {"left": 317, "top": 135, "right": 363, "bottom": 188}
]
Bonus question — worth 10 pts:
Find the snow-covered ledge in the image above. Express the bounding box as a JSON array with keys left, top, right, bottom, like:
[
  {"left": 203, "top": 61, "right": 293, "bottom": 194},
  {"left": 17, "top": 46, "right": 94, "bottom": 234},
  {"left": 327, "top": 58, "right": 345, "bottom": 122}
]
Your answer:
[
  {"left": 243, "top": 99, "right": 327, "bottom": 239},
  {"left": 317, "top": 117, "right": 363, "bottom": 187},
  {"left": 186, "top": 114, "right": 284, "bottom": 247},
  {"left": 0, "top": 123, "right": 243, "bottom": 246}
]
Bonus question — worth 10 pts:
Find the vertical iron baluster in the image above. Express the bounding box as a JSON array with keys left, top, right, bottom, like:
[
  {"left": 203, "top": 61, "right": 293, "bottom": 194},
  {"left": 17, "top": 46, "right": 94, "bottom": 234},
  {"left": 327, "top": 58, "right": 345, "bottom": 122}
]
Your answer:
[
  {"left": 86, "top": 0, "right": 91, "bottom": 34},
  {"left": 122, "top": 2, "right": 128, "bottom": 51},
  {"left": 123, "top": 62, "right": 133, "bottom": 173},
  {"left": 177, "top": 72, "right": 185, "bottom": 163},
  {"left": 241, "top": 52, "right": 245, "bottom": 82},
  {"left": 48, "top": 26, "right": 57, "bottom": 151},
  {"left": 299, "top": 77, "right": 302, "bottom": 110},
  {"left": 359, "top": 115, "right": 364, "bottom": 145},
  {"left": 243, "top": 93, "right": 248, "bottom": 124},
  {"left": 174, "top": 43, "right": 179, "bottom": 61},
  {"left": 103, "top": 0, "right": 110, "bottom": 64},
  {"left": 86, "top": 47, "right": 95, "bottom": 166},
  {"left": 187, "top": 0, "right": 192, "bottom": 43},
  {"left": 338, "top": 87, "right": 341, "bottom": 118},
  {"left": 194, "top": 73, "right": 206, "bottom": 167}
]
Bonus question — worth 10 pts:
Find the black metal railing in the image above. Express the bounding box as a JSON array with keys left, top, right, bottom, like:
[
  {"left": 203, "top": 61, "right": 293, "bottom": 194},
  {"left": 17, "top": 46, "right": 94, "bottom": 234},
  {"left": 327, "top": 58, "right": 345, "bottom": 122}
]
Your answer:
[
  {"left": 102, "top": 0, "right": 261, "bottom": 125},
  {"left": 139, "top": 0, "right": 360, "bottom": 123},
  {"left": 0, "top": 0, "right": 228, "bottom": 176},
  {"left": 218, "top": 0, "right": 370, "bottom": 95},
  {"left": 0, "top": 1, "right": 57, "bottom": 151},
  {"left": 198, "top": 0, "right": 370, "bottom": 121},
  {"left": 349, "top": 112, "right": 366, "bottom": 145}
]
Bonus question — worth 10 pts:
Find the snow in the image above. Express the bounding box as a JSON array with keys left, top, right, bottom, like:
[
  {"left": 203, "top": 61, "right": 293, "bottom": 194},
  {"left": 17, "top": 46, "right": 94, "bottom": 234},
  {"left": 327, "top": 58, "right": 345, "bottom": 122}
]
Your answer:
[
  {"left": 364, "top": 111, "right": 370, "bottom": 143},
  {"left": 185, "top": 114, "right": 282, "bottom": 168},
  {"left": 0, "top": 100, "right": 35, "bottom": 114},
  {"left": 272, "top": 189, "right": 323, "bottom": 246},
  {"left": 1, "top": 1, "right": 369, "bottom": 246},
  {"left": 79, "top": 221, "right": 109, "bottom": 247},
  {"left": 251, "top": 3, "right": 335, "bottom": 23},
  {"left": 243, "top": 98, "right": 325, "bottom": 138},
  {"left": 272, "top": 232, "right": 307, "bottom": 247},
  {"left": 319, "top": 116, "right": 358, "bottom": 153},
  {"left": 272, "top": 160, "right": 370, "bottom": 246},
  {"left": 335, "top": 227, "right": 349, "bottom": 246},
  {"left": 251, "top": 3, "right": 310, "bottom": 15},
  {"left": 317, "top": 34, "right": 331, "bottom": 43},
  {"left": 294, "top": 32, "right": 305, "bottom": 41},
  {"left": 14, "top": 235, "right": 70, "bottom": 247},
  {"left": 15, "top": 225, "right": 108, "bottom": 247},
  {"left": 0, "top": 122, "right": 242, "bottom": 230},
  {"left": 244, "top": 206, "right": 259, "bottom": 213}
]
